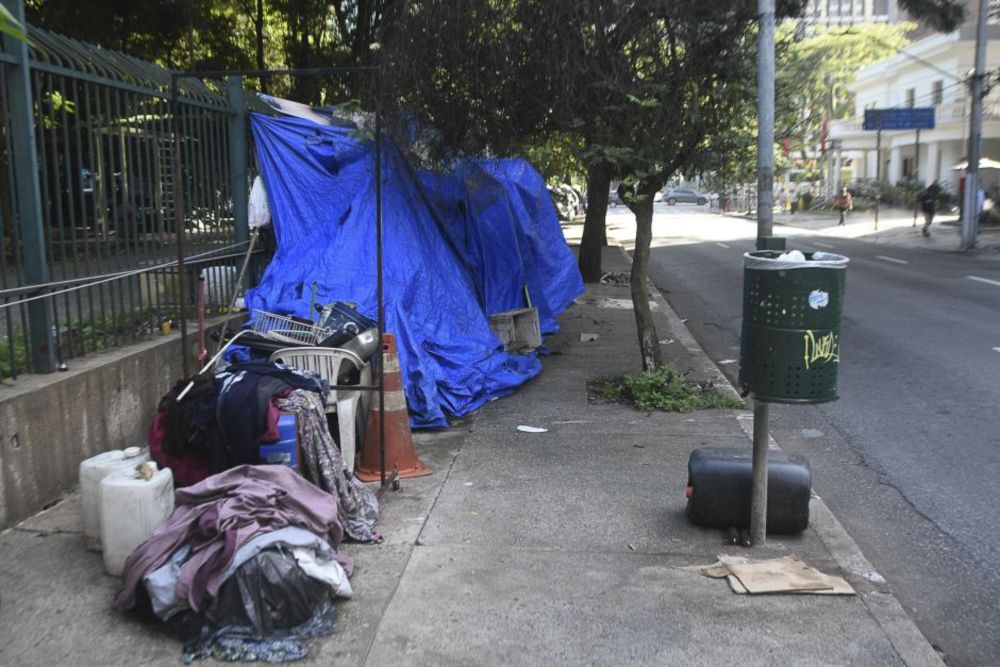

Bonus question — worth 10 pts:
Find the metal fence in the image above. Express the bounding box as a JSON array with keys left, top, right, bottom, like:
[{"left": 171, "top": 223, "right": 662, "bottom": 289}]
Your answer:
[{"left": 0, "top": 19, "right": 263, "bottom": 380}]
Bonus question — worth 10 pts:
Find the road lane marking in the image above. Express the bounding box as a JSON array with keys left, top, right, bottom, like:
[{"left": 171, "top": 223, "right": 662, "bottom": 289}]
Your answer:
[
  {"left": 968, "top": 275, "right": 1000, "bottom": 287},
  {"left": 813, "top": 241, "right": 835, "bottom": 249},
  {"left": 876, "top": 255, "right": 909, "bottom": 265},
  {"left": 715, "top": 242, "right": 730, "bottom": 249}
]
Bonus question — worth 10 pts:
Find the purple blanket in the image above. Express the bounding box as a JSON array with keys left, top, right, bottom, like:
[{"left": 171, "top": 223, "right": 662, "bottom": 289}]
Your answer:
[{"left": 114, "top": 465, "right": 350, "bottom": 613}]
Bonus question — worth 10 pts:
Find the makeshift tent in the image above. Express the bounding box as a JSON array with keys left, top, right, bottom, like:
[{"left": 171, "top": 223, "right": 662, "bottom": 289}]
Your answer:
[
  {"left": 420, "top": 159, "right": 583, "bottom": 335},
  {"left": 248, "top": 114, "right": 570, "bottom": 428},
  {"left": 474, "top": 158, "right": 584, "bottom": 329}
]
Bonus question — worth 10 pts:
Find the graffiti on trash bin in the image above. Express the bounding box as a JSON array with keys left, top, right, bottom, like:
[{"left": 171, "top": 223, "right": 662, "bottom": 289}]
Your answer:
[{"left": 802, "top": 330, "right": 839, "bottom": 369}]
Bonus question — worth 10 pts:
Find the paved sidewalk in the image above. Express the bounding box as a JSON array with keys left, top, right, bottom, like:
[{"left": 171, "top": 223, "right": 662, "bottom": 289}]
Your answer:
[{"left": 0, "top": 246, "right": 943, "bottom": 665}]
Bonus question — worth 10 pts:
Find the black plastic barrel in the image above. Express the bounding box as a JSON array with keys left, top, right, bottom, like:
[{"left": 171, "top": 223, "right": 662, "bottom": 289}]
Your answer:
[{"left": 739, "top": 250, "right": 849, "bottom": 404}]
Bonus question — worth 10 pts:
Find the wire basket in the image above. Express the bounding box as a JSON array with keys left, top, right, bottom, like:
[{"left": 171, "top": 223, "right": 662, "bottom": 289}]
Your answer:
[{"left": 248, "top": 310, "right": 332, "bottom": 344}]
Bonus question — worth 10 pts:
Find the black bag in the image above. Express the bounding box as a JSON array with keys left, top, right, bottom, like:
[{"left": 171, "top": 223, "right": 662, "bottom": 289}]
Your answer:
[{"left": 686, "top": 447, "right": 811, "bottom": 534}]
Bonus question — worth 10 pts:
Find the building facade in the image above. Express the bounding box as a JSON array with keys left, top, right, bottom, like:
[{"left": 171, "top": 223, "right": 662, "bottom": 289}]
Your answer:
[
  {"left": 803, "top": 0, "right": 901, "bottom": 28},
  {"left": 829, "top": 19, "right": 1000, "bottom": 199}
]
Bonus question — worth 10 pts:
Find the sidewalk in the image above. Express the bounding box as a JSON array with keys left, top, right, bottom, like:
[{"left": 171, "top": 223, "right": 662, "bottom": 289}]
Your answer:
[
  {"left": 751, "top": 207, "right": 1000, "bottom": 255},
  {"left": 0, "top": 246, "right": 942, "bottom": 665}
]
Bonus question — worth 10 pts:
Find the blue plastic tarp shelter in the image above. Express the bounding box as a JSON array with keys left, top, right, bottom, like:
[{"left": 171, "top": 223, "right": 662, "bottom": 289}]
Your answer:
[
  {"left": 420, "top": 159, "right": 584, "bottom": 335},
  {"left": 248, "top": 114, "right": 584, "bottom": 427}
]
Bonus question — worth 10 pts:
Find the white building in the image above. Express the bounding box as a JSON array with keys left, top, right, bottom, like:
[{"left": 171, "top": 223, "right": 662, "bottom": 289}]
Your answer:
[
  {"left": 802, "top": 0, "right": 902, "bottom": 28},
  {"left": 829, "top": 20, "right": 1000, "bottom": 199}
]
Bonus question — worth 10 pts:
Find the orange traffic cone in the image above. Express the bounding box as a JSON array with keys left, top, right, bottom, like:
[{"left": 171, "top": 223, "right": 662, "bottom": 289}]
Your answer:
[{"left": 355, "top": 333, "right": 432, "bottom": 481}]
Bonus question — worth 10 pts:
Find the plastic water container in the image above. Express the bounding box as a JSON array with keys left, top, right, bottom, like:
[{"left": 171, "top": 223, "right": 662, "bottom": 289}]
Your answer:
[
  {"left": 79, "top": 447, "right": 149, "bottom": 551},
  {"left": 100, "top": 463, "right": 174, "bottom": 576},
  {"left": 258, "top": 413, "right": 299, "bottom": 470}
]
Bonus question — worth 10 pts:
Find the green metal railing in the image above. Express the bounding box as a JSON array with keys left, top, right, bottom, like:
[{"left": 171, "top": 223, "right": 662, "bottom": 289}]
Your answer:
[{"left": 0, "top": 6, "right": 260, "bottom": 380}]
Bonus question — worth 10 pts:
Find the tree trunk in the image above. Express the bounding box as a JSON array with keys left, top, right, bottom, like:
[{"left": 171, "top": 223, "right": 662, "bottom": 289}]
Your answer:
[
  {"left": 630, "top": 195, "right": 662, "bottom": 371},
  {"left": 578, "top": 163, "right": 611, "bottom": 283}
]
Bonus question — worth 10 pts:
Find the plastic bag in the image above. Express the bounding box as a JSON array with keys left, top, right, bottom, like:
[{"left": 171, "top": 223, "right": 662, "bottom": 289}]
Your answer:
[
  {"left": 248, "top": 176, "right": 271, "bottom": 229},
  {"left": 173, "top": 547, "right": 336, "bottom": 663}
]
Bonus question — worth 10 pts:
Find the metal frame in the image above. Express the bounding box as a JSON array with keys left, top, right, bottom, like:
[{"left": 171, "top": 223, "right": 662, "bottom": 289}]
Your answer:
[{"left": 169, "top": 66, "right": 393, "bottom": 489}]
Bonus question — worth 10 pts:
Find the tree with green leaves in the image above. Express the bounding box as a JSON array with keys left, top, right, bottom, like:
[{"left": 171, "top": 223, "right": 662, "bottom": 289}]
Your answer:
[{"left": 776, "top": 21, "right": 912, "bottom": 163}]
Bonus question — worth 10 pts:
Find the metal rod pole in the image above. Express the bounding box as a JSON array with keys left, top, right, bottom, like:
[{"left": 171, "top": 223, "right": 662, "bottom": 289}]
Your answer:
[
  {"left": 961, "top": 0, "right": 989, "bottom": 251},
  {"left": 171, "top": 76, "right": 190, "bottom": 378},
  {"left": 913, "top": 129, "right": 921, "bottom": 226},
  {"left": 751, "top": 400, "right": 770, "bottom": 544},
  {"left": 375, "top": 69, "right": 386, "bottom": 486},
  {"left": 756, "top": 0, "right": 775, "bottom": 247},
  {"left": 875, "top": 128, "right": 882, "bottom": 232},
  {"left": 752, "top": 0, "right": 776, "bottom": 547}
]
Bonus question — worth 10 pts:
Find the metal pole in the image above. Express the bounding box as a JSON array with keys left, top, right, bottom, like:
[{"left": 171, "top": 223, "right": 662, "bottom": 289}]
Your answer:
[
  {"left": 375, "top": 69, "right": 386, "bottom": 486},
  {"left": 961, "top": 0, "right": 988, "bottom": 251},
  {"left": 756, "top": 0, "right": 775, "bottom": 246},
  {"left": 227, "top": 76, "right": 249, "bottom": 245},
  {"left": 913, "top": 128, "right": 921, "bottom": 227},
  {"left": 2, "top": 0, "right": 57, "bottom": 373},
  {"left": 171, "top": 76, "right": 190, "bottom": 378},
  {"left": 751, "top": 400, "right": 770, "bottom": 544},
  {"left": 752, "top": 0, "right": 776, "bottom": 546},
  {"left": 875, "top": 128, "right": 882, "bottom": 231}
]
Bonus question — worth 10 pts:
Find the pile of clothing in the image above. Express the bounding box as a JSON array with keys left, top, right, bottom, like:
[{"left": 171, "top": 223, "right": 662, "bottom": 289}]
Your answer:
[
  {"left": 115, "top": 465, "right": 358, "bottom": 662},
  {"left": 149, "top": 362, "right": 327, "bottom": 486}
]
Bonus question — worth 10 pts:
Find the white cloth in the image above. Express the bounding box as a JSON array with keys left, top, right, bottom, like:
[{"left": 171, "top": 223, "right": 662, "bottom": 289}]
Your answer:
[
  {"left": 248, "top": 175, "right": 271, "bottom": 229},
  {"left": 292, "top": 547, "right": 353, "bottom": 598}
]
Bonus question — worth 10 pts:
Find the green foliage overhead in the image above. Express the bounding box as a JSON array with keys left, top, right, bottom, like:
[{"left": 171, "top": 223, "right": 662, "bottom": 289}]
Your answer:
[
  {"left": 776, "top": 21, "right": 913, "bottom": 155},
  {"left": 0, "top": 3, "right": 29, "bottom": 42}
]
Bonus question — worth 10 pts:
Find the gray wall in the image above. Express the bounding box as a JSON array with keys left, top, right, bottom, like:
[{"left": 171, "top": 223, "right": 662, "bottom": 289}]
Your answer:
[{"left": 0, "top": 324, "right": 228, "bottom": 529}]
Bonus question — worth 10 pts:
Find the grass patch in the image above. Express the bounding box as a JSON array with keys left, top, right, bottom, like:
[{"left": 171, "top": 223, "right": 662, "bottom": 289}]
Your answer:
[{"left": 590, "top": 364, "right": 744, "bottom": 413}]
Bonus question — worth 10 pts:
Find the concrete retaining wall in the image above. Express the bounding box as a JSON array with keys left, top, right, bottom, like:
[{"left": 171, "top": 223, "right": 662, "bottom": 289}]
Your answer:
[{"left": 0, "top": 323, "right": 228, "bottom": 530}]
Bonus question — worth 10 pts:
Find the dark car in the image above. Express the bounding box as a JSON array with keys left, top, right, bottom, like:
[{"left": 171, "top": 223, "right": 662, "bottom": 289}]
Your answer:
[{"left": 663, "top": 187, "right": 709, "bottom": 206}]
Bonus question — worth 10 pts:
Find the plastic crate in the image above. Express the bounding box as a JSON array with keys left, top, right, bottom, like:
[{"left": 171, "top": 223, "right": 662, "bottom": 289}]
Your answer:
[{"left": 489, "top": 307, "right": 541, "bottom": 353}]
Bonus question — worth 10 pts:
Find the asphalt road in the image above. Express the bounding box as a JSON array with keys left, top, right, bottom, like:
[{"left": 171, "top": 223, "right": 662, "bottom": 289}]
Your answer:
[{"left": 641, "top": 203, "right": 1000, "bottom": 666}]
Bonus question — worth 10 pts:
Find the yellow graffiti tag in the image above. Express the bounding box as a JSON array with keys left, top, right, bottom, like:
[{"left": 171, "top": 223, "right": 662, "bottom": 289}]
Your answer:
[{"left": 803, "top": 330, "right": 839, "bottom": 369}]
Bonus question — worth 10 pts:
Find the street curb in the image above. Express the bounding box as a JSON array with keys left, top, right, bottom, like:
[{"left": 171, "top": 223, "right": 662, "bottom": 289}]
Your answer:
[{"left": 618, "top": 244, "right": 944, "bottom": 667}]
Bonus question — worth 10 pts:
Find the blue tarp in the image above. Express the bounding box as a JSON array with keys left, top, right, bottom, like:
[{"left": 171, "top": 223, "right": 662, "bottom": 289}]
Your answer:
[
  {"left": 247, "top": 114, "right": 582, "bottom": 427},
  {"left": 473, "top": 158, "right": 585, "bottom": 330},
  {"left": 420, "top": 159, "right": 584, "bottom": 335}
]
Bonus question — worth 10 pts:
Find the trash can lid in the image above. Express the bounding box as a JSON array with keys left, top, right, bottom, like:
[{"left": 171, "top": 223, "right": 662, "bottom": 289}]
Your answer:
[{"left": 743, "top": 250, "right": 849, "bottom": 270}]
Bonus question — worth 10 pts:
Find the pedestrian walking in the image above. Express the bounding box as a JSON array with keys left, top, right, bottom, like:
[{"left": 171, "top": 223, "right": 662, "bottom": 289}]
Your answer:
[
  {"left": 918, "top": 182, "right": 941, "bottom": 237},
  {"left": 834, "top": 187, "right": 853, "bottom": 226}
]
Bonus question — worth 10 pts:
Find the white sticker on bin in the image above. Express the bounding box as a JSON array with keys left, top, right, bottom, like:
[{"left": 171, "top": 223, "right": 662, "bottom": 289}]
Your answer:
[{"left": 808, "top": 290, "right": 829, "bottom": 310}]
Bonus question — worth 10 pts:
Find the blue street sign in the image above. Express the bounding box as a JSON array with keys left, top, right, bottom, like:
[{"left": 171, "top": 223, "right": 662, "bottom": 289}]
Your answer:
[{"left": 863, "top": 108, "right": 935, "bottom": 131}]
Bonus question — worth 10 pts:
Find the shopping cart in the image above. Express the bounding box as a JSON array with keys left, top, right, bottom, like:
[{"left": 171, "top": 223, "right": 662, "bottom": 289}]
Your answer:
[{"left": 248, "top": 310, "right": 334, "bottom": 345}]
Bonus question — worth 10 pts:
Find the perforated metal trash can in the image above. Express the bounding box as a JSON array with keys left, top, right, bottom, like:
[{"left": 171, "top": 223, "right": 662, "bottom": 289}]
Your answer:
[{"left": 739, "top": 250, "right": 849, "bottom": 404}]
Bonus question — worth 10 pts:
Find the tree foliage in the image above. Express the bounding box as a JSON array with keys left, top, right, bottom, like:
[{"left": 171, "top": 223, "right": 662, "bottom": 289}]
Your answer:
[
  {"left": 776, "top": 22, "right": 912, "bottom": 157},
  {"left": 26, "top": 0, "right": 392, "bottom": 102}
]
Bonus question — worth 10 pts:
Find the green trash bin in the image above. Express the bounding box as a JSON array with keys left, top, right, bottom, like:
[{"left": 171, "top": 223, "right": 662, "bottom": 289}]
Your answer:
[{"left": 739, "top": 250, "right": 849, "bottom": 404}]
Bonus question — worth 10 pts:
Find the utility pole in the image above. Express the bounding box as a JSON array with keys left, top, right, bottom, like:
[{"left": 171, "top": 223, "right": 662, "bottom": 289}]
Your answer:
[
  {"left": 752, "top": 0, "right": 776, "bottom": 547},
  {"left": 961, "top": 0, "right": 989, "bottom": 251}
]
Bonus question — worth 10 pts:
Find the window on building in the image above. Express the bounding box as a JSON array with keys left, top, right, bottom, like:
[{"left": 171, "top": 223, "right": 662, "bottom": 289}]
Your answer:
[
  {"left": 932, "top": 80, "right": 943, "bottom": 106},
  {"left": 903, "top": 157, "right": 915, "bottom": 180},
  {"left": 905, "top": 88, "right": 915, "bottom": 108},
  {"left": 873, "top": 0, "right": 889, "bottom": 14}
]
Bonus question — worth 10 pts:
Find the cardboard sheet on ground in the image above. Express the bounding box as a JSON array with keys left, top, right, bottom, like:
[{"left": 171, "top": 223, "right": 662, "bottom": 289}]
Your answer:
[
  {"left": 685, "top": 555, "right": 855, "bottom": 596},
  {"left": 247, "top": 114, "right": 583, "bottom": 427}
]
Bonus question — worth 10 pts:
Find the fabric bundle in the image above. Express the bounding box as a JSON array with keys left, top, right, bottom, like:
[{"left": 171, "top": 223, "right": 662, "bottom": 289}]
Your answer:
[
  {"left": 114, "top": 465, "right": 359, "bottom": 662},
  {"left": 149, "top": 363, "right": 327, "bottom": 487}
]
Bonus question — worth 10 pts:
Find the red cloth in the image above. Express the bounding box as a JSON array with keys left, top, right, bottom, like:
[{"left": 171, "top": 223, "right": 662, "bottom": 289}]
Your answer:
[{"left": 148, "top": 411, "right": 212, "bottom": 488}]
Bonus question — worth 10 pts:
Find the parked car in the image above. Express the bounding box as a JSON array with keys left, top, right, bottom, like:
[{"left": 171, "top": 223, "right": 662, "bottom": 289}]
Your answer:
[
  {"left": 662, "top": 187, "right": 710, "bottom": 206},
  {"left": 608, "top": 190, "right": 623, "bottom": 207}
]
